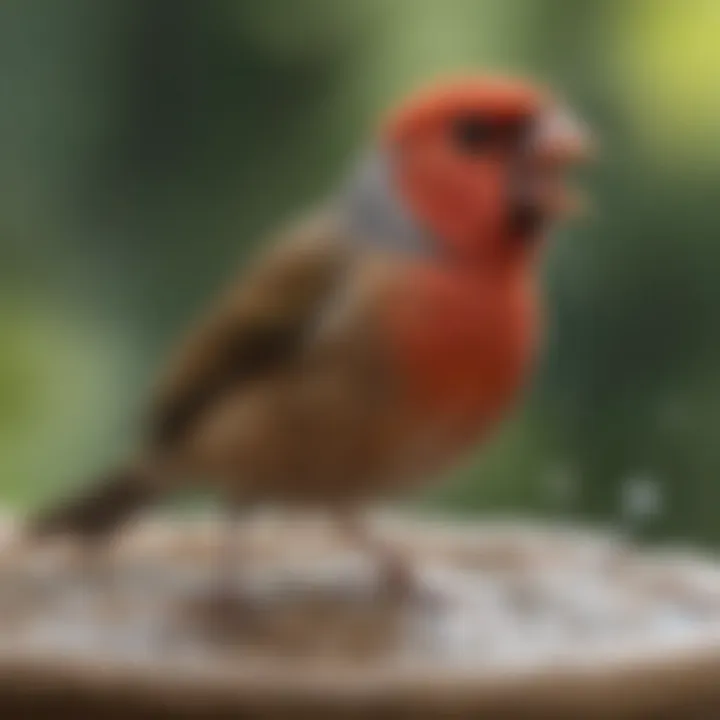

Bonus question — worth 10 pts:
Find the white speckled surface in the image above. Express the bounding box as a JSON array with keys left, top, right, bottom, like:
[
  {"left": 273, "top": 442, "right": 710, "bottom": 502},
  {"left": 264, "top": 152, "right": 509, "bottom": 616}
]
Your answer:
[{"left": 1, "top": 513, "right": 720, "bottom": 675}]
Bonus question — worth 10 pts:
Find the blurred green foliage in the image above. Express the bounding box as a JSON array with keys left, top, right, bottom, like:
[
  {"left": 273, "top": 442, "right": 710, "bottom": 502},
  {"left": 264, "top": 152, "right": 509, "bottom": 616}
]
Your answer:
[{"left": 1, "top": 1, "right": 719, "bottom": 543}]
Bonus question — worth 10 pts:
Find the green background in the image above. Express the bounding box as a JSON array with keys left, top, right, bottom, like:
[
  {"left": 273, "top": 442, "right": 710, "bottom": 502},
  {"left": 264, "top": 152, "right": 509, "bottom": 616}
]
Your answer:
[{"left": 1, "top": 0, "right": 719, "bottom": 544}]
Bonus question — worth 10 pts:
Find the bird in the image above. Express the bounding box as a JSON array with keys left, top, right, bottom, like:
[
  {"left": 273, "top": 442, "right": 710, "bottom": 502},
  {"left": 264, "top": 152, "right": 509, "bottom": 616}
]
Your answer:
[{"left": 30, "top": 75, "right": 590, "bottom": 599}]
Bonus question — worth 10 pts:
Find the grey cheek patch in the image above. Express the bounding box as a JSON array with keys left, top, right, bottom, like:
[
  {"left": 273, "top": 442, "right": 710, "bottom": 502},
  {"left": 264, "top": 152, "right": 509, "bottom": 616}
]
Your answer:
[{"left": 338, "top": 150, "right": 437, "bottom": 258}]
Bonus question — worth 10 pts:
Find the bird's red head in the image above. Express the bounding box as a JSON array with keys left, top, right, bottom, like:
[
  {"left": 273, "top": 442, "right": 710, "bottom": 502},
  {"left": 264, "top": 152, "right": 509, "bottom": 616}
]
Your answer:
[{"left": 383, "top": 76, "right": 591, "bottom": 266}]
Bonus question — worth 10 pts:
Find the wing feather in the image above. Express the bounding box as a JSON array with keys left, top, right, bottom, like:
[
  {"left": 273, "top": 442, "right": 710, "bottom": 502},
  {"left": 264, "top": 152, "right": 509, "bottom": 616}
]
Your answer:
[{"left": 148, "top": 214, "right": 350, "bottom": 448}]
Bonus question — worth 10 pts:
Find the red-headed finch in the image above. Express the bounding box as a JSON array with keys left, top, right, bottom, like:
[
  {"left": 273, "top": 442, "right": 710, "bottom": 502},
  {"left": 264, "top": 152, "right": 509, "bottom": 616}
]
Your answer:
[{"left": 31, "top": 75, "right": 591, "bottom": 597}]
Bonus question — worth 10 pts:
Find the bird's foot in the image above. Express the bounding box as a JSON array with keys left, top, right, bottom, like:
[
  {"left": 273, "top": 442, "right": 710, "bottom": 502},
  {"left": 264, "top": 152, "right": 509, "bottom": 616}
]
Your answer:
[
  {"left": 378, "top": 559, "right": 442, "bottom": 610},
  {"left": 183, "top": 584, "right": 256, "bottom": 638}
]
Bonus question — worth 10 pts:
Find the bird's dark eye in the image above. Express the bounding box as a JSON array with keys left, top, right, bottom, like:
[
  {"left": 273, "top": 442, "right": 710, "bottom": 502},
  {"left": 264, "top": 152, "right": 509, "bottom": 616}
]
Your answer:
[
  {"left": 451, "top": 114, "right": 492, "bottom": 154},
  {"left": 503, "top": 114, "right": 536, "bottom": 145}
]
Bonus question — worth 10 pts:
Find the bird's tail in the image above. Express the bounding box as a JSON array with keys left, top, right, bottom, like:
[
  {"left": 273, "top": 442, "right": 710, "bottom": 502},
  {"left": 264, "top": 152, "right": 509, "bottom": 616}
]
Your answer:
[{"left": 29, "top": 463, "right": 159, "bottom": 540}]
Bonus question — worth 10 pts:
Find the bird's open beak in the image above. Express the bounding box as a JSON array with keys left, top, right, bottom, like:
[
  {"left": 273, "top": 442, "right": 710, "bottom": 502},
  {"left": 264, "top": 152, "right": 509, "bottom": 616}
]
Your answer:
[
  {"left": 532, "top": 106, "right": 594, "bottom": 166},
  {"left": 525, "top": 106, "right": 594, "bottom": 220}
]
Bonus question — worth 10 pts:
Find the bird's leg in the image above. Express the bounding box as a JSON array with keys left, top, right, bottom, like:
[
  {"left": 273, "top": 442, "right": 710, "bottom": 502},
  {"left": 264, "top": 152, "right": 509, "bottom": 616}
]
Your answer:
[
  {"left": 338, "top": 513, "right": 419, "bottom": 602},
  {"left": 188, "top": 502, "right": 254, "bottom": 630},
  {"left": 213, "top": 502, "right": 247, "bottom": 603}
]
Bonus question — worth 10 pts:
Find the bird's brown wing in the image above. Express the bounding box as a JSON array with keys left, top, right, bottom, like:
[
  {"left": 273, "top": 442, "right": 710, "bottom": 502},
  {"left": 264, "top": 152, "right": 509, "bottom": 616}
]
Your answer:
[
  {"left": 29, "top": 214, "right": 356, "bottom": 539},
  {"left": 148, "top": 213, "right": 352, "bottom": 449}
]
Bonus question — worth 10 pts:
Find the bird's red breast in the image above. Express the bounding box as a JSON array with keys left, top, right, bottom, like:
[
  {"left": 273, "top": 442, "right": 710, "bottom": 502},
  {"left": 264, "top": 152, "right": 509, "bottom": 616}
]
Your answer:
[{"left": 384, "top": 259, "right": 539, "bottom": 447}]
